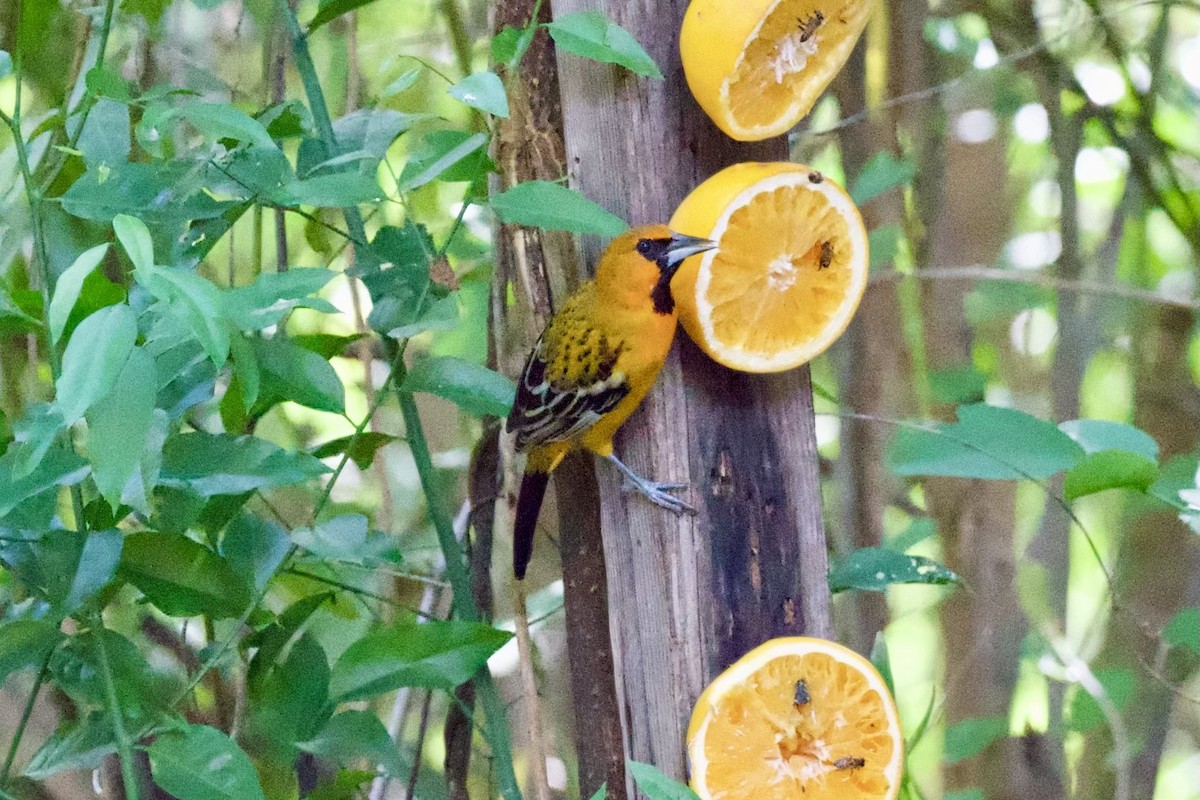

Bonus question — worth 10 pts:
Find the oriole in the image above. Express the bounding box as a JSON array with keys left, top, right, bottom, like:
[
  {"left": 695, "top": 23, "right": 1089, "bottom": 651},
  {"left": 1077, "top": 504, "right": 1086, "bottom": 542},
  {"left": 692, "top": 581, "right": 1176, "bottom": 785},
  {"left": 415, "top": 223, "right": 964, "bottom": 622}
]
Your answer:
[{"left": 506, "top": 224, "right": 717, "bottom": 579}]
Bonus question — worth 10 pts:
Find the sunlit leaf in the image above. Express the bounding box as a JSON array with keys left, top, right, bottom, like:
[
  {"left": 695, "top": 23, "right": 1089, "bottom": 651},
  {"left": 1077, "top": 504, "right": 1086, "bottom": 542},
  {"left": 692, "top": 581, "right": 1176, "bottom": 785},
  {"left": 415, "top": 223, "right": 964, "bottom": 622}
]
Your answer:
[
  {"left": 491, "top": 180, "right": 628, "bottom": 236},
  {"left": 627, "top": 761, "right": 700, "bottom": 800},
  {"left": 49, "top": 244, "right": 109, "bottom": 345},
  {"left": 449, "top": 71, "right": 509, "bottom": 118},
  {"left": 223, "top": 268, "right": 337, "bottom": 330},
  {"left": 887, "top": 404, "right": 1085, "bottom": 480},
  {"left": 271, "top": 172, "right": 384, "bottom": 207},
  {"left": 828, "top": 547, "right": 960, "bottom": 593},
  {"left": 547, "top": 12, "right": 663, "bottom": 78},
  {"left": 1063, "top": 450, "right": 1157, "bottom": 500},
  {"left": 171, "top": 102, "right": 277, "bottom": 149},
  {"left": 1059, "top": 419, "right": 1159, "bottom": 461},
  {"left": 87, "top": 347, "right": 156, "bottom": 510},
  {"left": 56, "top": 304, "right": 138, "bottom": 425}
]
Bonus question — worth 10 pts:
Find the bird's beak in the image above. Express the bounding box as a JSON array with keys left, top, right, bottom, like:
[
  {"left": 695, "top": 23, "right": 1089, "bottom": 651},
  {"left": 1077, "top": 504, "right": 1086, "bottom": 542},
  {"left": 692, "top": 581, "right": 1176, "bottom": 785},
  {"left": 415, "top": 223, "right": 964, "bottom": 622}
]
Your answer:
[{"left": 664, "top": 232, "right": 718, "bottom": 268}]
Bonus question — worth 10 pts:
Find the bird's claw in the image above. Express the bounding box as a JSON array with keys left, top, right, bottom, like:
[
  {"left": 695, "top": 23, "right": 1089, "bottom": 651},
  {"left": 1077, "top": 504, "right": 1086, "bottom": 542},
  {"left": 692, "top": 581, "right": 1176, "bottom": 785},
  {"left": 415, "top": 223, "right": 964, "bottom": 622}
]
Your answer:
[{"left": 621, "top": 479, "right": 697, "bottom": 516}]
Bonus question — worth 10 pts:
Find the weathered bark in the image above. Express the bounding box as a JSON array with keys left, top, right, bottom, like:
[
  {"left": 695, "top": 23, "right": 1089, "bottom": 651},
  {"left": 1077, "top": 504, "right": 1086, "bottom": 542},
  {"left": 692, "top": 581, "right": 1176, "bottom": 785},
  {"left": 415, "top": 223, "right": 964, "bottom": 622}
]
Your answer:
[
  {"left": 489, "top": 1, "right": 628, "bottom": 797},
  {"left": 553, "top": 0, "right": 832, "bottom": 787}
]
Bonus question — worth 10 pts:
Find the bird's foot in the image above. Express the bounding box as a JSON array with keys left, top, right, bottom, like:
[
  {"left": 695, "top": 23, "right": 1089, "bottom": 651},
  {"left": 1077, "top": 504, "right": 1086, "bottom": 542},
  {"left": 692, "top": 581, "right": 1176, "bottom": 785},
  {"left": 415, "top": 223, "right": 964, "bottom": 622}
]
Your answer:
[
  {"left": 607, "top": 454, "right": 696, "bottom": 516},
  {"left": 621, "top": 477, "right": 696, "bottom": 515}
]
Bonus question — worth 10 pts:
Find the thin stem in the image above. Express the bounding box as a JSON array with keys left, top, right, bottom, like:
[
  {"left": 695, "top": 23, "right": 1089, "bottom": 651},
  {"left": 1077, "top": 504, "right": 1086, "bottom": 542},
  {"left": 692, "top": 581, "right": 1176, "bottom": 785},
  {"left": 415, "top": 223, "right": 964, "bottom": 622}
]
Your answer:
[
  {"left": 94, "top": 621, "right": 143, "bottom": 800},
  {"left": 0, "top": 653, "right": 52, "bottom": 788},
  {"left": 4, "top": 0, "right": 89, "bottom": 531},
  {"left": 395, "top": 361, "right": 522, "bottom": 800}
]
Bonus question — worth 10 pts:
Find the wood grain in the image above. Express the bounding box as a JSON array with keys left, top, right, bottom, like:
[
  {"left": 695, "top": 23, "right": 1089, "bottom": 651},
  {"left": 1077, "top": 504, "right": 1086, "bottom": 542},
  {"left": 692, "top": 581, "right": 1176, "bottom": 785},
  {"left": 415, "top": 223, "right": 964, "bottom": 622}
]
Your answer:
[{"left": 553, "top": 0, "right": 833, "bottom": 786}]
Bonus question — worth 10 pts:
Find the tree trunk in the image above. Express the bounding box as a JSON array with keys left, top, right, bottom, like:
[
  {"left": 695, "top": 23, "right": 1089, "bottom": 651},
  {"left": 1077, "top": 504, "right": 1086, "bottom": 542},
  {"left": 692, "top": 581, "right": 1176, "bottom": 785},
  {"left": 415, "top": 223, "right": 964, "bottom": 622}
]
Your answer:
[
  {"left": 552, "top": 0, "right": 833, "bottom": 788},
  {"left": 489, "top": 1, "right": 628, "bottom": 797}
]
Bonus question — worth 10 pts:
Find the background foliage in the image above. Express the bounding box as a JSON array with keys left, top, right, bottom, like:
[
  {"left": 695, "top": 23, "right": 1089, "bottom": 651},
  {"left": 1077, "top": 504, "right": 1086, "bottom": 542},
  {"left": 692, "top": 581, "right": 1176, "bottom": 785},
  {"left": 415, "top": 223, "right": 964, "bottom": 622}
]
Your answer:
[{"left": 0, "top": 0, "right": 1197, "bottom": 799}]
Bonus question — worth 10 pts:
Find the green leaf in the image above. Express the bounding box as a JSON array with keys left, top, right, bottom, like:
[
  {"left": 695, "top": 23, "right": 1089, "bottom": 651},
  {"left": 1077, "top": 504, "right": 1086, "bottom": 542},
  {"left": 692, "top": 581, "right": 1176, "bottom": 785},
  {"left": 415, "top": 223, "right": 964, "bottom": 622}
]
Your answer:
[
  {"left": 148, "top": 724, "right": 266, "bottom": 800},
  {"left": 867, "top": 224, "right": 903, "bottom": 270},
  {"left": 308, "top": 0, "right": 380, "bottom": 31},
  {"left": 310, "top": 432, "right": 397, "bottom": 469},
  {"left": 271, "top": 172, "right": 384, "bottom": 207},
  {"left": 246, "top": 593, "right": 336, "bottom": 685},
  {"left": 220, "top": 513, "right": 292, "bottom": 592},
  {"left": 113, "top": 214, "right": 156, "bottom": 277},
  {"left": 1, "top": 529, "right": 123, "bottom": 616},
  {"left": 55, "top": 304, "right": 138, "bottom": 425},
  {"left": 586, "top": 785, "right": 608, "bottom": 800},
  {"left": 929, "top": 366, "right": 986, "bottom": 405},
  {"left": 0, "top": 446, "right": 90, "bottom": 519},
  {"left": 1163, "top": 607, "right": 1200, "bottom": 654},
  {"left": 244, "top": 632, "right": 330, "bottom": 760},
  {"left": 329, "top": 620, "right": 512, "bottom": 701},
  {"left": 7, "top": 403, "right": 66, "bottom": 479},
  {"left": 24, "top": 712, "right": 115, "bottom": 779},
  {"left": 547, "top": 12, "right": 664, "bottom": 78},
  {"left": 828, "top": 547, "right": 960, "bottom": 593},
  {"left": 85, "top": 65, "right": 134, "bottom": 102},
  {"left": 398, "top": 130, "right": 490, "bottom": 190},
  {"left": 887, "top": 404, "right": 1085, "bottom": 480},
  {"left": 851, "top": 152, "right": 917, "bottom": 205},
  {"left": 945, "top": 790, "right": 985, "bottom": 800},
  {"left": 491, "top": 181, "right": 629, "bottom": 235},
  {"left": 1063, "top": 450, "right": 1158, "bottom": 501},
  {"left": 627, "top": 761, "right": 700, "bottom": 800},
  {"left": 492, "top": 25, "right": 537, "bottom": 68},
  {"left": 381, "top": 67, "right": 423, "bottom": 98},
  {"left": 448, "top": 71, "right": 509, "bottom": 118},
  {"left": 1059, "top": 419, "right": 1159, "bottom": 461},
  {"left": 251, "top": 336, "right": 345, "bottom": 413},
  {"left": 159, "top": 432, "right": 329, "bottom": 496},
  {"left": 298, "top": 710, "right": 406, "bottom": 777},
  {"left": 1148, "top": 455, "right": 1199, "bottom": 512},
  {"left": 87, "top": 347, "right": 156, "bottom": 510},
  {"left": 78, "top": 98, "right": 131, "bottom": 169},
  {"left": 402, "top": 356, "right": 516, "bottom": 417},
  {"left": 944, "top": 716, "right": 1007, "bottom": 764},
  {"left": 0, "top": 620, "right": 64, "bottom": 684},
  {"left": 0, "top": 50, "right": 11, "bottom": 80},
  {"left": 292, "top": 515, "right": 369, "bottom": 562},
  {"left": 141, "top": 268, "right": 231, "bottom": 366},
  {"left": 1068, "top": 668, "right": 1136, "bottom": 733},
  {"left": 52, "top": 629, "right": 172, "bottom": 720},
  {"left": 50, "top": 244, "right": 110, "bottom": 345},
  {"left": 119, "top": 532, "right": 252, "bottom": 618},
  {"left": 171, "top": 102, "right": 277, "bottom": 149},
  {"left": 223, "top": 268, "right": 337, "bottom": 330}
]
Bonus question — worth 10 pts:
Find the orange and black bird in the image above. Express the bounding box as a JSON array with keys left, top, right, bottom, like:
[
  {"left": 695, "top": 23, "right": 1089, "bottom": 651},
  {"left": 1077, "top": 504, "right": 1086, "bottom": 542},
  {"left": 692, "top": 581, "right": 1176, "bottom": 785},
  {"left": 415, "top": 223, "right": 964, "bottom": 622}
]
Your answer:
[{"left": 506, "top": 224, "right": 717, "bottom": 579}]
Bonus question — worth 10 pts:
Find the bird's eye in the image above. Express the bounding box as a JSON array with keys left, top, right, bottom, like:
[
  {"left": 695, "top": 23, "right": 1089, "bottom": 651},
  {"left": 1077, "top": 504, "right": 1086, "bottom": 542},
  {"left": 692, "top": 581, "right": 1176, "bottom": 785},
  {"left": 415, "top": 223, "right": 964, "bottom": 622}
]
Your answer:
[{"left": 636, "top": 239, "right": 653, "bottom": 256}]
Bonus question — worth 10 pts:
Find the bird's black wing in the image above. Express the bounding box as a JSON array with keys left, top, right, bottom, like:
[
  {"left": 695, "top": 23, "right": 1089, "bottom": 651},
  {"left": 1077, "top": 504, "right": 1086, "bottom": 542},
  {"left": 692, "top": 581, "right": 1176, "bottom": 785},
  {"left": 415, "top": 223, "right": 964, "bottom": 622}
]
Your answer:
[{"left": 506, "top": 330, "right": 629, "bottom": 451}]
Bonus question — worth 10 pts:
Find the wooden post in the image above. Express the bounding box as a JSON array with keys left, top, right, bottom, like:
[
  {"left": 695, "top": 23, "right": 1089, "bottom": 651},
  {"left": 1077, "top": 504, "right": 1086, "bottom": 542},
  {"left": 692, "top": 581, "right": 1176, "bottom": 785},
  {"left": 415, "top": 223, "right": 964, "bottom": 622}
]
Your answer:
[{"left": 553, "top": 0, "right": 834, "bottom": 786}]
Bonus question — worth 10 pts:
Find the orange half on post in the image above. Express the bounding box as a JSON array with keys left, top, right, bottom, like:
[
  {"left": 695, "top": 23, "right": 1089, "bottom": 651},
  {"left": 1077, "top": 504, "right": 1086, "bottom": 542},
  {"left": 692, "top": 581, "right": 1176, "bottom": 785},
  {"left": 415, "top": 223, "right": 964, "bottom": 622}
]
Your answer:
[
  {"left": 680, "top": 0, "right": 874, "bottom": 141},
  {"left": 669, "top": 162, "right": 869, "bottom": 373},
  {"left": 687, "top": 637, "right": 903, "bottom": 800}
]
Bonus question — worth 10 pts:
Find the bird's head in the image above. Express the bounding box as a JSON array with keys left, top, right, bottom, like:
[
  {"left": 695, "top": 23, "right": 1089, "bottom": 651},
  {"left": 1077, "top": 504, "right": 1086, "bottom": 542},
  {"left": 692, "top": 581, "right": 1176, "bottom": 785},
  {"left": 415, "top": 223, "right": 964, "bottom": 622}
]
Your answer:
[{"left": 596, "top": 224, "right": 718, "bottom": 315}]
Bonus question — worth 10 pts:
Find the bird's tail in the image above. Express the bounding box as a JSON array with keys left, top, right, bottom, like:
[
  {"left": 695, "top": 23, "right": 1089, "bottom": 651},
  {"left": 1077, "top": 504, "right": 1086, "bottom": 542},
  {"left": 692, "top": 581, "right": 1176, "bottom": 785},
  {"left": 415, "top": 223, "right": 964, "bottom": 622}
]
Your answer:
[{"left": 513, "top": 469, "right": 550, "bottom": 580}]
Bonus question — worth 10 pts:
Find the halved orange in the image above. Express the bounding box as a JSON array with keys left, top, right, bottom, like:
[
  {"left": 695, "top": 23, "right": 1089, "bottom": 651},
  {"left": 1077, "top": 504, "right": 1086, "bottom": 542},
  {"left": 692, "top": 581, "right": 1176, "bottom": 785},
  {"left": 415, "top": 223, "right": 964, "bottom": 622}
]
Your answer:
[
  {"left": 680, "top": 0, "right": 873, "bottom": 141},
  {"left": 669, "top": 162, "right": 868, "bottom": 373},
  {"left": 687, "top": 637, "right": 902, "bottom": 800}
]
